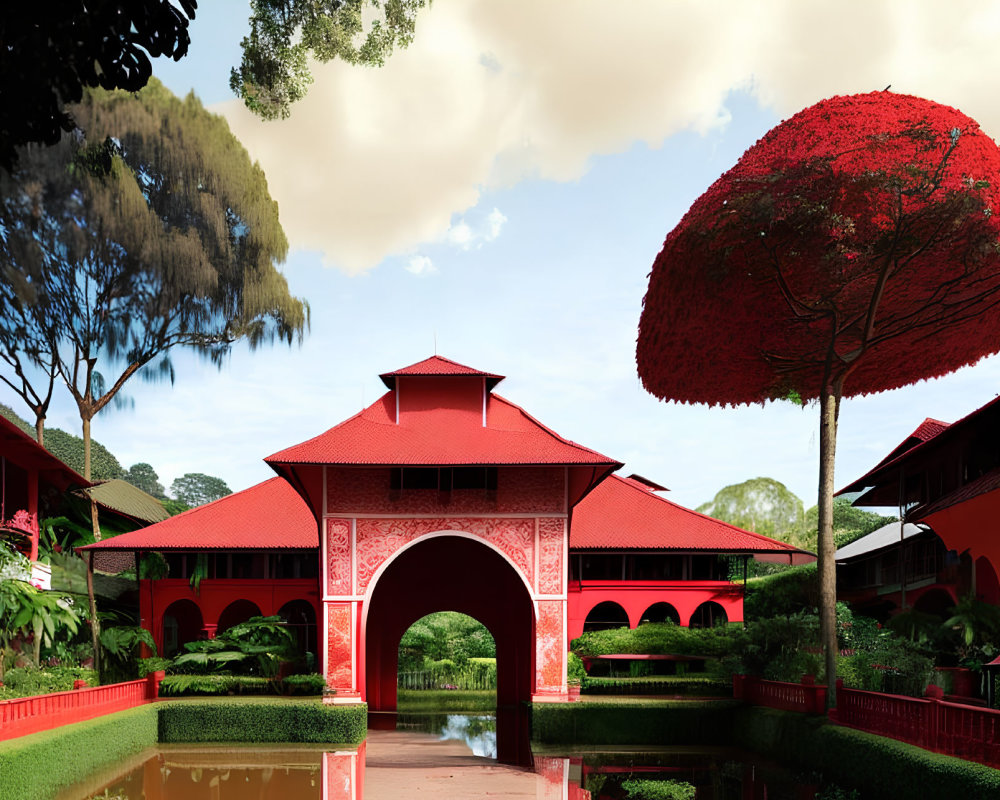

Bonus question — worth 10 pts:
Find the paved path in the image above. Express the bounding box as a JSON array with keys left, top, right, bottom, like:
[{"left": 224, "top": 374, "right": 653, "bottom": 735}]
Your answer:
[{"left": 364, "top": 728, "right": 552, "bottom": 799}]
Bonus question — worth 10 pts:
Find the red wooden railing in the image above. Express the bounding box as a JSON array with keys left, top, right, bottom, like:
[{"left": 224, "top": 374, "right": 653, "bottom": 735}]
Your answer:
[
  {"left": 0, "top": 671, "right": 163, "bottom": 742},
  {"left": 733, "top": 673, "right": 827, "bottom": 714},
  {"left": 829, "top": 681, "right": 1000, "bottom": 769}
]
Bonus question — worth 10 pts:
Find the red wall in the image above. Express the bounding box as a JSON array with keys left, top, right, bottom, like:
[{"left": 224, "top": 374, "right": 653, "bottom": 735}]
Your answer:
[{"left": 567, "top": 580, "right": 744, "bottom": 640}]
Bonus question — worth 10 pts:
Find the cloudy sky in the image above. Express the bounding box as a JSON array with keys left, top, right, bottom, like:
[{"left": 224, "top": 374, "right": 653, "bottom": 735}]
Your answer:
[{"left": 13, "top": 1, "right": 1000, "bottom": 511}]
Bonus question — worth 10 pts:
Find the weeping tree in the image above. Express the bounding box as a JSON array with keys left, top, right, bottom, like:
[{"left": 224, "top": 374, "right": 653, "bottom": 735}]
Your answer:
[
  {"left": 637, "top": 92, "right": 1000, "bottom": 700},
  {"left": 0, "top": 77, "right": 309, "bottom": 480}
]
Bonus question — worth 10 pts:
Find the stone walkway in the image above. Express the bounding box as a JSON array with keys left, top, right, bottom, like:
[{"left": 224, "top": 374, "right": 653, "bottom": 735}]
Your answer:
[{"left": 364, "top": 728, "right": 551, "bottom": 799}]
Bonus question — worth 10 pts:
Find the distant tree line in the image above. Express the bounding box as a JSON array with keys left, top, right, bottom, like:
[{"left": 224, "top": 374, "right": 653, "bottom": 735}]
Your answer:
[{"left": 0, "top": 402, "right": 230, "bottom": 510}]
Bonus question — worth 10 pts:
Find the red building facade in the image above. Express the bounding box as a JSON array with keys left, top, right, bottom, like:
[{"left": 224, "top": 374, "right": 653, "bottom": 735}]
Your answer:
[{"left": 84, "top": 356, "right": 810, "bottom": 759}]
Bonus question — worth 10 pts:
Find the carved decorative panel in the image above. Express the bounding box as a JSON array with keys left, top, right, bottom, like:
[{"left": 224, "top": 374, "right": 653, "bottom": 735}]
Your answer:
[
  {"left": 535, "top": 599, "right": 564, "bottom": 692},
  {"left": 355, "top": 517, "right": 535, "bottom": 593},
  {"left": 323, "top": 747, "right": 361, "bottom": 800},
  {"left": 496, "top": 467, "right": 564, "bottom": 513},
  {"left": 537, "top": 518, "right": 565, "bottom": 595},
  {"left": 326, "top": 603, "right": 354, "bottom": 690},
  {"left": 325, "top": 518, "right": 352, "bottom": 596}
]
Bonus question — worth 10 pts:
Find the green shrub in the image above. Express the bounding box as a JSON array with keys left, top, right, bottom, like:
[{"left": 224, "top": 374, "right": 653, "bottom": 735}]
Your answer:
[
  {"left": 282, "top": 673, "right": 326, "bottom": 695},
  {"left": 622, "top": 778, "right": 696, "bottom": 800},
  {"left": 157, "top": 698, "right": 367, "bottom": 744},
  {"left": 567, "top": 651, "right": 587, "bottom": 684},
  {"left": 743, "top": 564, "right": 818, "bottom": 618},
  {"left": 0, "top": 704, "right": 158, "bottom": 800},
  {"left": 531, "top": 700, "right": 739, "bottom": 745},
  {"left": 0, "top": 666, "right": 97, "bottom": 698},
  {"left": 571, "top": 622, "right": 736, "bottom": 658},
  {"left": 159, "top": 674, "right": 274, "bottom": 696},
  {"left": 582, "top": 675, "right": 730, "bottom": 696},
  {"left": 732, "top": 706, "right": 1000, "bottom": 799},
  {"left": 397, "top": 689, "right": 496, "bottom": 712}
]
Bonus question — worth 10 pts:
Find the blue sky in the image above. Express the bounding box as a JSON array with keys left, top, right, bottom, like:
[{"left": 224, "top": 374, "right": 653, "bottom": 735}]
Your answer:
[{"left": 12, "top": 1, "right": 1000, "bottom": 512}]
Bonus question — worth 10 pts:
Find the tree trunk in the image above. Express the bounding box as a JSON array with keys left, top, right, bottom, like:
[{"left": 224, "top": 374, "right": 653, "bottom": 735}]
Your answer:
[
  {"left": 818, "top": 385, "right": 842, "bottom": 707},
  {"left": 82, "top": 414, "right": 92, "bottom": 482},
  {"left": 87, "top": 551, "right": 101, "bottom": 678},
  {"left": 34, "top": 415, "right": 44, "bottom": 446}
]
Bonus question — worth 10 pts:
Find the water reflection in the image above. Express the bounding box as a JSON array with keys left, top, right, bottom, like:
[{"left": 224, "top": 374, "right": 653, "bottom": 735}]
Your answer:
[
  {"left": 60, "top": 718, "right": 839, "bottom": 800},
  {"left": 397, "top": 712, "right": 497, "bottom": 758}
]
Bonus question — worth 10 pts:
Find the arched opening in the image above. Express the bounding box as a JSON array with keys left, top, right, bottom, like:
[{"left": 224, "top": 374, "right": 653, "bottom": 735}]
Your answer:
[
  {"left": 162, "top": 599, "right": 203, "bottom": 657},
  {"left": 690, "top": 601, "right": 728, "bottom": 628},
  {"left": 278, "top": 599, "right": 318, "bottom": 670},
  {"left": 364, "top": 535, "right": 533, "bottom": 765},
  {"left": 640, "top": 602, "right": 681, "bottom": 625},
  {"left": 583, "top": 601, "right": 630, "bottom": 632},
  {"left": 217, "top": 599, "right": 263, "bottom": 634},
  {"left": 976, "top": 557, "right": 1000, "bottom": 604}
]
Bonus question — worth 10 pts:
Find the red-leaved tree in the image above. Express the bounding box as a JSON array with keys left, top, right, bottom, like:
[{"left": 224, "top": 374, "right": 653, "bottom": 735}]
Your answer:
[{"left": 637, "top": 92, "right": 1000, "bottom": 697}]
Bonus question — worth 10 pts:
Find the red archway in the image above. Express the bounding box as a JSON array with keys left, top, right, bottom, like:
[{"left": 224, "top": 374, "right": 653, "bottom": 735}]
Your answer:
[{"left": 363, "top": 534, "right": 534, "bottom": 765}]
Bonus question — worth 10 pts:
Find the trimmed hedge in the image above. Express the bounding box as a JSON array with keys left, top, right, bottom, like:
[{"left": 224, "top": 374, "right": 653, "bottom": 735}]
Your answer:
[
  {"left": 0, "top": 699, "right": 366, "bottom": 800},
  {"left": 582, "top": 676, "right": 730, "bottom": 696},
  {"left": 531, "top": 700, "right": 739, "bottom": 746},
  {"left": 158, "top": 698, "right": 367, "bottom": 744},
  {"left": 732, "top": 706, "right": 1000, "bottom": 800},
  {"left": 622, "top": 778, "right": 696, "bottom": 800},
  {"left": 397, "top": 689, "right": 496, "bottom": 712},
  {"left": 0, "top": 705, "right": 158, "bottom": 800}
]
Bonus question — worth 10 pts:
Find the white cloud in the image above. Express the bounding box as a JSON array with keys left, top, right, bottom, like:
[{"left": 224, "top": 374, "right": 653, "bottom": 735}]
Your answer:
[
  {"left": 485, "top": 208, "right": 507, "bottom": 241},
  {"left": 219, "top": 0, "right": 1000, "bottom": 274},
  {"left": 405, "top": 255, "right": 437, "bottom": 276},
  {"left": 445, "top": 221, "right": 474, "bottom": 249}
]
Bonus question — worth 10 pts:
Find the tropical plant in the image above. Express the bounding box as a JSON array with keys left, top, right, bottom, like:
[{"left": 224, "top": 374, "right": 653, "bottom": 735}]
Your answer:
[
  {"left": 99, "top": 624, "right": 157, "bottom": 683},
  {"left": 638, "top": 92, "right": 1000, "bottom": 696},
  {"left": 169, "top": 616, "right": 295, "bottom": 679},
  {"left": 0, "top": 554, "right": 81, "bottom": 680}
]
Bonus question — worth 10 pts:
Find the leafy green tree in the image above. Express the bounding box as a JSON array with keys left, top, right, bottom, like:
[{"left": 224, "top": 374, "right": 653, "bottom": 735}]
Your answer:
[
  {"left": 170, "top": 473, "right": 232, "bottom": 507},
  {"left": 160, "top": 499, "right": 192, "bottom": 517},
  {"left": 42, "top": 429, "right": 124, "bottom": 482},
  {"left": 2, "top": 2, "right": 428, "bottom": 163},
  {"left": 0, "top": 548, "right": 81, "bottom": 680},
  {"left": 0, "top": 1, "right": 196, "bottom": 169},
  {"left": 124, "top": 463, "right": 166, "bottom": 499},
  {"left": 398, "top": 612, "right": 496, "bottom": 671},
  {"left": 801, "top": 498, "right": 896, "bottom": 552},
  {"left": 232, "top": 0, "right": 427, "bottom": 120},
  {"left": 697, "top": 477, "right": 805, "bottom": 542},
  {"left": 0, "top": 78, "right": 308, "bottom": 480}
]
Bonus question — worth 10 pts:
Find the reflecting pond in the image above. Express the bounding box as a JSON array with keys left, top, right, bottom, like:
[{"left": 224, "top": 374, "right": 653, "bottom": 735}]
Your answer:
[{"left": 59, "top": 714, "right": 844, "bottom": 800}]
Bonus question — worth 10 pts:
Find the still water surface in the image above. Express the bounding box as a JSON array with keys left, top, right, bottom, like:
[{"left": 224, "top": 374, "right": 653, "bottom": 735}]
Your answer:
[{"left": 59, "top": 714, "right": 836, "bottom": 800}]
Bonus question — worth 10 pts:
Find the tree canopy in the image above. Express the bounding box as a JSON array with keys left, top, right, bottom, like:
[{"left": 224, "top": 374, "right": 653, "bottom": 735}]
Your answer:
[
  {"left": 637, "top": 91, "right": 1000, "bottom": 699},
  {"left": 0, "top": 2, "right": 197, "bottom": 170},
  {"left": 170, "top": 473, "right": 232, "bottom": 507},
  {"left": 232, "top": 0, "right": 427, "bottom": 121},
  {"left": 638, "top": 92, "right": 1000, "bottom": 405},
  {"left": 1, "top": 1, "right": 427, "bottom": 162},
  {"left": 0, "top": 78, "right": 308, "bottom": 479},
  {"left": 697, "top": 477, "right": 805, "bottom": 542},
  {"left": 124, "top": 463, "right": 166, "bottom": 499}
]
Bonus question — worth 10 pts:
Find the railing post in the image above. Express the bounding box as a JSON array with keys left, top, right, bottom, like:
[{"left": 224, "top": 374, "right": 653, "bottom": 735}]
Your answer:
[
  {"left": 146, "top": 670, "right": 165, "bottom": 701},
  {"left": 924, "top": 683, "right": 943, "bottom": 751},
  {"left": 829, "top": 679, "right": 844, "bottom": 722}
]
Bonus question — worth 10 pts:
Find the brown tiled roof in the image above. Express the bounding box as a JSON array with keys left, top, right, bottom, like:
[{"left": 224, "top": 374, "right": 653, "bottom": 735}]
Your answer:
[{"left": 82, "top": 480, "right": 170, "bottom": 524}]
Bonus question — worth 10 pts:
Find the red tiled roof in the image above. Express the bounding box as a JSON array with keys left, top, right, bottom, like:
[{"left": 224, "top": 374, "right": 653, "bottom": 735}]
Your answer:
[
  {"left": 571, "top": 474, "right": 814, "bottom": 562},
  {"left": 838, "top": 416, "right": 951, "bottom": 496},
  {"left": 266, "top": 392, "right": 618, "bottom": 468},
  {"left": 379, "top": 355, "right": 504, "bottom": 390},
  {"left": 0, "top": 415, "right": 88, "bottom": 490},
  {"left": 79, "top": 478, "right": 317, "bottom": 550}
]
